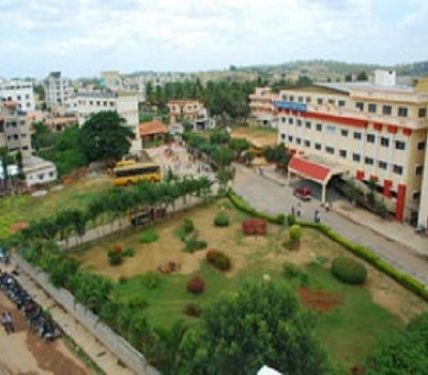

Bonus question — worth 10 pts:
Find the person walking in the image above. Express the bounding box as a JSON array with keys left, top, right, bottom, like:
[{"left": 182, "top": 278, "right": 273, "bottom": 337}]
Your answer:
[
  {"left": 6, "top": 312, "right": 14, "bottom": 333},
  {"left": 2, "top": 312, "right": 9, "bottom": 334},
  {"left": 291, "top": 205, "right": 296, "bottom": 216},
  {"left": 314, "top": 209, "right": 321, "bottom": 223}
]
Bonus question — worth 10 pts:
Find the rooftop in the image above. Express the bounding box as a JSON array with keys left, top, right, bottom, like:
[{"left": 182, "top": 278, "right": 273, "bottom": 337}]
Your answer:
[
  {"left": 315, "top": 81, "right": 415, "bottom": 95},
  {"left": 139, "top": 120, "right": 167, "bottom": 137}
]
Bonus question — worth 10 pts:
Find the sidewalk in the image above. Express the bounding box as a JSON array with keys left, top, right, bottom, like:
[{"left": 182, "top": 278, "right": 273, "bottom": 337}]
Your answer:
[{"left": 261, "top": 165, "right": 428, "bottom": 258}]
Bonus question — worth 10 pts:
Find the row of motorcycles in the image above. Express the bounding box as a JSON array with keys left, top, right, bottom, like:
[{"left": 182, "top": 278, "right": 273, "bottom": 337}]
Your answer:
[{"left": 0, "top": 270, "right": 62, "bottom": 341}]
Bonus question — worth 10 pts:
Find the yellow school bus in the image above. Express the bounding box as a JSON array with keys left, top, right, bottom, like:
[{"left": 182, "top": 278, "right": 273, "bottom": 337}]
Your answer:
[{"left": 112, "top": 160, "right": 161, "bottom": 186}]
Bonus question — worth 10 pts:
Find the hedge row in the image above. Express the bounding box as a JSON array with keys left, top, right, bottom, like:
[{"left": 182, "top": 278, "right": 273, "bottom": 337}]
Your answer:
[
  {"left": 297, "top": 220, "right": 428, "bottom": 302},
  {"left": 226, "top": 190, "right": 285, "bottom": 225}
]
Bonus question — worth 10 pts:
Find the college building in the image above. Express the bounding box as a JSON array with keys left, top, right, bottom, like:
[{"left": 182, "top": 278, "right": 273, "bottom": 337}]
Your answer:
[
  {"left": 249, "top": 70, "right": 428, "bottom": 226},
  {"left": 167, "top": 100, "right": 215, "bottom": 131}
]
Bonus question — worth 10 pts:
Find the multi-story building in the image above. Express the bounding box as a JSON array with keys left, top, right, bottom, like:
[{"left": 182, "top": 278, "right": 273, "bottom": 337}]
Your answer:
[
  {"left": 100, "top": 71, "right": 124, "bottom": 91},
  {"left": 249, "top": 87, "right": 277, "bottom": 128},
  {"left": 44, "top": 71, "right": 72, "bottom": 110},
  {"left": 167, "top": 100, "right": 215, "bottom": 131},
  {"left": 0, "top": 80, "right": 35, "bottom": 111},
  {"left": 249, "top": 70, "right": 428, "bottom": 225}
]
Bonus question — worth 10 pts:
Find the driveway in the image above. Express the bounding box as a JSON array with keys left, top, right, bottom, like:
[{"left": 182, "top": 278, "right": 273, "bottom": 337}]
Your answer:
[{"left": 233, "top": 164, "right": 428, "bottom": 287}]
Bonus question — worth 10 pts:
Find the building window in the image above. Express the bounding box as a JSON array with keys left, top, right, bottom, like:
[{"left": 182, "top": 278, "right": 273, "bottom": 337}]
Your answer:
[
  {"left": 315, "top": 143, "right": 321, "bottom": 150},
  {"left": 326, "top": 146, "right": 334, "bottom": 154},
  {"left": 353, "top": 131, "right": 362, "bottom": 140},
  {"left": 413, "top": 192, "right": 421, "bottom": 201},
  {"left": 418, "top": 141, "right": 426, "bottom": 150},
  {"left": 382, "top": 105, "right": 392, "bottom": 115},
  {"left": 339, "top": 150, "right": 347, "bottom": 158},
  {"left": 352, "top": 153, "right": 361, "bottom": 162},
  {"left": 317, "top": 98, "right": 323, "bottom": 105},
  {"left": 316, "top": 123, "right": 322, "bottom": 131},
  {"left": 328, "top": 99, "right": 335, "bottom": 105},
  {"left": 288, "top": 136, "right": 293, "bottom": 142},
  {"left": 338, "top": 100, "right": 346, "bottom": 107},
  {"left": 395, "top": 140, "right": 406, "bottom": 150},
  {"left": 418, "top": 108, "right": 427, "bottom": 118},
  {"left": 378, "top": 161, "right": 387, "bottom": 170},
  {"left": 289, "top": 96, "right": 294, "bottom": 101},
  {"left": 305, "top": 121, "right": 311, "bottom": 129},
  {"left": 304, "top": 140, "right": 311, "bottom": 147},
  {"left": 281, "top": 133, "right": 286, "bottom": 140},
  {"left": 368, "top": 104, "right": 377, "bottom": 113},
  {"left": 364, "top": 157, "right": 374, "bottom": 165},
  {"left": 296, "top": 137, "right": 302, "bottom": 145},
  {"left": 356, "top": 102, "right": 364, "bottom": 111},
  {"left": 398, "top": 107, "right": 408, "bottom": 117},
  {"left": 341, "top": 129, "right": 348, "bottom": 137},
  {"left": 282, "top": 117, "right": 286, "bottom": 123},
  {"left": 366, "top": 134, "right": 376, "bottom": 143},
  {"left": 306, "top": 97, "right": 311, "bottom": 103},
  {"left": 89, "top": 100, "right": 93, "bottom": 105},
  {"left": 297, "top": 119, "right": 302, "bottom": 127},
  {"left": 380, "top": 137, "right": 390, "bottom": 147},
  {"left": 326, "top": 125, "right": 335, "bottom": 134},
  {"left": 393, "top": 165, "right": 403, "bottom": 175},
  {"left": 298, "top": 96, "right": 304, "bottom": 102},
  {"left": 38, "top": 173, "right": 44, "bottom": 180},
  {"left": 288, "top": 118, "right": 294, "bottom": 125},
  {"left": 416, "top": 165, "right": 424, "bottom": 175}
]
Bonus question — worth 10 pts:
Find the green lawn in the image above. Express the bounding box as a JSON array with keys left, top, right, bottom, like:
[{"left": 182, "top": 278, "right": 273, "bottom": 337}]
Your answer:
[{"left": 0, "top": 177, "right": 111, "bottom": 239}]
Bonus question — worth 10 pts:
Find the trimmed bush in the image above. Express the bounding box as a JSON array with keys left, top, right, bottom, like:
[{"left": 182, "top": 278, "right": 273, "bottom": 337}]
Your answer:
[
  {"left": 183, "top": 303, "right": 202, "bottom": 317},
  {"left": 141, "top": 271, "right": 162, "bottom": 289},
  {"left": 214, "top": 213, "right": 230, "bottom": 227},
  {"left": 107, "top": 250, "right": 122, "bottom": 266},
  {"left": 183, "top": 218, "right": 194, "bottom": 234},
  {"left": 287, "top": 214, "right": 297, "bottom": 226},
  {"left": 139, "top": 229, "right": 159, "bottom": 244},
  {"left": 289, "top": 224, "right": 302, "bottom": 243},
  {"left": 122, "top": 247, "right": 135, "bottom": 257},
  {"left": 187, "top": 276, "right": 205, "bottom": 294},
  {"left": 331, "top": 256, "right": 367, "bottom": 285},
  {"left": 185, "top": 236, "right": 207, "bottom": 253},
  {"left": 206, "top": 249, "right": 231, "bottom": 271}
]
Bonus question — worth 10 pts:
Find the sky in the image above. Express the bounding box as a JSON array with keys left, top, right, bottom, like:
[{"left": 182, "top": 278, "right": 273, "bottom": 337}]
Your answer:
[{"left": 1, "top": 0, "right": 427, "bottom": 79}]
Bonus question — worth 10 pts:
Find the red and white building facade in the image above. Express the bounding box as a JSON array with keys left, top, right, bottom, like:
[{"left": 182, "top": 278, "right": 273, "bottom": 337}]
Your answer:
[{"left": 250, "top": 71, "right": 428, "bottom": 225}]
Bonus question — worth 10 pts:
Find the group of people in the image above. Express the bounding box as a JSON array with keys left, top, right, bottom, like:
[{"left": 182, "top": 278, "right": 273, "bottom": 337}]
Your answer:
[
  {"left": 291, "top": 203, "right": 322, "bottom": 223},
  {"left": 2, "top": 311, "right": 14, "bottom": 334}
]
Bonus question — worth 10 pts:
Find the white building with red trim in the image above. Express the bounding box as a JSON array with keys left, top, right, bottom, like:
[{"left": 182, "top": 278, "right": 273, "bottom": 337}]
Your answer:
[{"left": 250, "top": 71, "right": 428, "bottom": 225}]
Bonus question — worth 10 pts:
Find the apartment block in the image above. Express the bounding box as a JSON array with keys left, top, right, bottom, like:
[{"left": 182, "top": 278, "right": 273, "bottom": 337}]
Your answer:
[
  {"left": 167, "top": 100, "right": 215, "bottom": 131},
  {"left": 44, "top": 71, "right": 72, "bottom": 111},
  {"left": 0, "top": 80, "right": 35, "bottom": 111},
  {"left": 249, "top": 70, "right": 428, "bottom": 225}
]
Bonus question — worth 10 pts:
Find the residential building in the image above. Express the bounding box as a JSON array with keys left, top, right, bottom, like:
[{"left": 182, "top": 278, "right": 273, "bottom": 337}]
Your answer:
[
  {"left": 167, "top": 100, "right": 215, "bottom": 131},
  {"left": 249, "top": 70, "right": 428, "bottom": 225},
  {"left": 44, "top": 71, "right": 72, "bottom": 110},
  {"left": 0, "top": 80, "right": 35, "bottom": 111},
  {"left": 139, "top": 120, "right": 167, "bottom": 148},
  {"left": 23, "top": 156, "right": 57, "bottom": 187},
  {"left": 45, "top": 116, "right": 77, "bottom": 132},
  {"left": 249, "top": 87, "right": 277, "bottom": 128},
  {"left": 100, "top": 71, "right": 124, "bottom": 91}
]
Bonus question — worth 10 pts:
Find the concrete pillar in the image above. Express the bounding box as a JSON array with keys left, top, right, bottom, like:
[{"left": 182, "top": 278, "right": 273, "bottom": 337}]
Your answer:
[{"left": 321, "top": 183, "right": 327, "bottom": 204}]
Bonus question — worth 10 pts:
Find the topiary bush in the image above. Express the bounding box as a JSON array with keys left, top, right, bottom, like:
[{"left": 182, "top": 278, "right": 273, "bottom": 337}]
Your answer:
[
  {"left": 123, "top": 247, "right": 135, "bottom": 257},
  {"left": 331, "top": 256, "right": 367, "bottom": 285},
  {"left": 185, "top": 236, "right": 208, "bottom": 253},
  {"left": 187, "top": 276, "right": 205, "bottom": 294},
  {"left": 206, "top": 249, "right": 231, "bottom": 271},
  {"left": 108, "top": 250, "right": 123, "bottom": 265},
  {"left": 287, "top": 214, "right": 296, "bottom": 226},
  {"left": 289, "top": 224, "right": 302, "bottom": 243},
  {"left": 183, "top": 218, "right": 194, "bottom": 234},
  {"left": 183, "top": 303, "right": 202, "bottom": 317},
  {"left": 139, "top": 228, "right": 159, "bottom": 244},
  {"left": 214, "top": 213, "right": 230, "bottom": 227}
]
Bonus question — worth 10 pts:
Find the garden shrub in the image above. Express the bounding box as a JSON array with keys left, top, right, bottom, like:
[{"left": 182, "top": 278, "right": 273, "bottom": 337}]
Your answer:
[
  {"left": 108, "top": 250, "right": 123, "bottom": 266},
  {"left": 187, "top": 276, "right": 205, "bottom": 294},
  {"left": 214, "top": 213, "right": 230, "bottom": 227},
  {"left": 123, "top": 247, "right": 135, "bottom": 257},
  {"left": 183, "top": 303, "right": 202, "bottom": 317},
  {"left": 49, "top": 257, "right": 80, "bottom": 288},
  {"left": 183, "top": 218, "right": 194, "bottom": 234},
  {"left": 185, "top": 236, "right": 207, "bottom": 253},
  {"left": 114, "top": 244, "right": 123, "bottom": 254},
  {"left": 287, "top": 214, "right": 296, "bottom": 226},
  {"left": 141, "top": 271, "right": 162, "bottom": 289},
  {"left": 242, "top": 218, "right": 267, "bottom": 235},
  {"left": 139, "top": 228, "right": 159, "bottom": 244},
  {"left": 206, "top": 249, "right": 231, "bottom": 271},
  {"left": 289, "top": 224, "right": 302, "bottom": 243},
  {"left": 331, "top": 256, "right": 367, "bottom": 285}
]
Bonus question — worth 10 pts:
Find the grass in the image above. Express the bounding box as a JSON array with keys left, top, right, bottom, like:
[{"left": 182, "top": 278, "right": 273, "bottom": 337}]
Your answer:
[{"left": 0, "top": 177, "right": 111, "bottom": 239}]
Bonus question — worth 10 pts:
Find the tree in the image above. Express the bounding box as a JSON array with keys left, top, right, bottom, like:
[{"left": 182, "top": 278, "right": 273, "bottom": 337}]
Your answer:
[
  {"left": 80, "top": 111, "right": 134, "bottom": 162},
  {"left": 345, "top": 73, "right": 353, "bottom": 82},
  {"left": 211, "top": 147, "right": 234, "bottom": 170},
  {"left": 230, "top": 138, "right": 250, "bottom": 159},
  {"left": 178, "top": 282, "right": 331, "bottom": 375},
  {"left": 356, "top": 71, "right": 368, "bottom": 81},
  {"left": 343, "top": 179, "right": 361, "bottom": 205},
  {"left": 365, "top": 313, "right": 428, "bottom": 374}
]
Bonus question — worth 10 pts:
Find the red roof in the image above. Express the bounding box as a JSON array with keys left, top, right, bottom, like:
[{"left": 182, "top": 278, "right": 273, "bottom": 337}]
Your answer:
[
  {"left": 288, "top": 155, "right": 331, "bottom": 183},
  {"left": 139, "top": 120, "right": 167, "bottom": 137}
]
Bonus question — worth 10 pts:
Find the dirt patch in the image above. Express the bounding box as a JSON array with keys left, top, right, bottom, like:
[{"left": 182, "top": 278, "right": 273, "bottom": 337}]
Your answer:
[{"left": 299, "top": 287, "right": 342, "bottom": 312}]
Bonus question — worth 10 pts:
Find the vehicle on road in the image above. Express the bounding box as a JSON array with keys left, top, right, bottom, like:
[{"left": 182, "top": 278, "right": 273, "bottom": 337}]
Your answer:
[
  {"left": 112, "top": 160, "right": 161, "bottom": 186},
  {"left": 294, "top": 187, "right": 312, "bottom": 201}
]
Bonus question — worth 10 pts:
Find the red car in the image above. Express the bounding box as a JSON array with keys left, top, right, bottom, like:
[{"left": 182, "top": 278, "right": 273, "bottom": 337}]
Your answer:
[{"left": 294, "top": 187, "right": 312, "bottom": 201}]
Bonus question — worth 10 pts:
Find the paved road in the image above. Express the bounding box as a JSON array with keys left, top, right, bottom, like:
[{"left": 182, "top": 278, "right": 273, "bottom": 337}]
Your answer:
[{"left": 233, "top": 164, "right": 428, "bottom": 287}]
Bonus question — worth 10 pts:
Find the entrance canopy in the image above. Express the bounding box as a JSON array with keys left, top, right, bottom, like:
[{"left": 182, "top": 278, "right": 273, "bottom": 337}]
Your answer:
[{"left": 288, "top": 154, "right": 346, "bottom": 203}]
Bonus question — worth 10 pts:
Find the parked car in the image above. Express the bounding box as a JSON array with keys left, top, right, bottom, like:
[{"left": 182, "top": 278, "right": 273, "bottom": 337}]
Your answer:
[{"left": 294, "top": 187, "right": 312, "bottom": 201}]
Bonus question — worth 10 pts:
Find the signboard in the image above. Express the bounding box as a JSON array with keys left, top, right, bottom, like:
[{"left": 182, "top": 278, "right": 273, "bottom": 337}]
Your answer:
[{"left": 274, "top": 100, "right": 307, "bottom": 112}]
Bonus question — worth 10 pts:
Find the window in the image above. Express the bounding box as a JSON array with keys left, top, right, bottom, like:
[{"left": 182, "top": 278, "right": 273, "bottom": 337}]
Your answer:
[
  {"left": 317, "top": 98, "right": 323, "bottom": 105},
  {"left": 288, "top": 136, "right": 293, "bottom": 142},
  {"left": 393, "top": 165, "right": 403, "bottom": 175},
  {"left": 316, "top": 123, "right": 322, "bottom": 131},
  {"left": 352, "top": 153, "right": 361, "bottom": 162},
  {"left": 368, "top": 104, "right": 377, "bottom": 113},
  {"left": 382, "top": 105, "right": 392, "bottom": 115},
  {"left": 339, "top": 150, "right": 347, "bottom": 158},
  {"left": 305, "top": 121, "right": 311, "bottom": 129},
  {"left": 418, "top": 108, "right": 427, "bottom": 118},
  {"left": 289, "top": 96, "right": 294, "bottom": 101},
  {"left": 418, "top": 141, "right": 426, "bottom": 150},
  {"left": 38, "top": 173, "right": 45, "bottom": 180},
  {"left": 398, "top": 107, "right": 408, "bottom": 117},
  {"left": 341, "top": 129, "right": 348, "bottom": 137},
  {"left": 326, "top": 146, "right": 335, "bottom": 154},
  {"left": 282, "top": 117, "right": 286, "bottom": 123},
  {"left": 380, "top": 137, "right": 390, "bottom": 147},
  {"left": 364, "top": 157, "right": 374, "bottom": 165},
  {"left": 296, "top": 137, "right": 302, "bottom": 145},
  {"left": 378, "top": 161, "right": 387, "bottom": 170},
  {"left": 89, "top": 100, "right": 93, "bottom": 105},
  {"left": 356, "top": 102, "right": 364, "bottom": 111},
  {"left": 328, "top": 99, "right": 335, "bottom": 105},
  {"left": 288, "top": 118, "right": 294, "bottom": 125},
  {"left": 297, "top": 119, "right": 302, "bottom": 127},
  {"left": 416, "top": 165, "right": 424, "bottom": 175},
  {"left": 282, "top": 95, "right": 287, "bottom": 100},
  {"left": 306, "top": 97, "right": 311, "bottom": 103},
  {"left": 304, "top": 140, "right": 311, "bottom": 147},
  {"left": 395, "top": 140, "right": 406, "bottom": 150},
  {"left": 338, "top": 100, "right": 346, "bottom": 107},
  {"left": 366, "top": 134, "right": 376, "bottom": 143},
  {"left": 281, "top": 133, "right": 286, "bottom": 140},
  {"left": 353, "top": 132, "right": 362, "bottom": 140},
  {"left": 413, "top": 192, "right": 421, "bottom": 201},
  {"left": 315, "top": 143, "right": 321, "bottom": 150},
  {"left": 298, "top": 96, "right": 304, "bottom": 102},
  {"left": 326, "top": 125, "right": 336, "bottom": 134}
]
